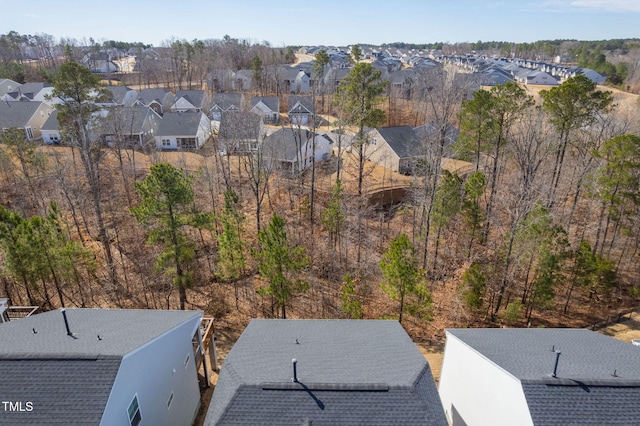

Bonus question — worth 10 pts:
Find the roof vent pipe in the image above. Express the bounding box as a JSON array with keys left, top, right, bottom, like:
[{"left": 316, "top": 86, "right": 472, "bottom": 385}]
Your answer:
[
  {"left": 552, "top": 350, "right": 561, "bottom": 378},
  {"left": 292, "top": 358, "right": 299, "bottom": 383},
  {"left": 61, "top": 309, "right": 73, "bottom": 336}
]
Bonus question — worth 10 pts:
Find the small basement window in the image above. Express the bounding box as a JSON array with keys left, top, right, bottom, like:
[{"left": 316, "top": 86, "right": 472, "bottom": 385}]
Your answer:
[{"left": 127, "top": 395, "right": 141, "bottom": 426}]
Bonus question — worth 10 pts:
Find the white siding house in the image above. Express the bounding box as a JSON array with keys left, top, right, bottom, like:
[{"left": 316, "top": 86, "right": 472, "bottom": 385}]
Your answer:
[
  {"left": 439, "top": 328, "right": 640, "bottom": 426},
  {"left": 155, "top": 111, "right": 212, "bottom": 150},
  {"left": 0, "top": 308, "right": 209, "bottom": 426}
]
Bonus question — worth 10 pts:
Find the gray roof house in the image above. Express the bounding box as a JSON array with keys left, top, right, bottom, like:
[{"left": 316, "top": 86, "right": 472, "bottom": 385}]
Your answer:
[
  {"left": 2, "top": 82, "right": 51, "bottom": 102},
  {"left": 135, "top": 88, "right": 175, "bottom": 116},
  {"left": 439, "top": 328, "right": 640, "bottom": 426},
  {"left": 41, "top": 110, "right": 62, "bottom": 144},
  {"left": 287, "top": 95, "right": 315, "bottom": 125},
  {"left": 0, "top": 101, "right": 55, "bottom": 141},
  {"left": 414, "top": 121, "right": 460, "bottom": 159},
  {"left": 171, "top": 90, "right": 210, "bottom": 113},
  {"left": 205, "top": 319, "right": 447, "bottom": 425},
  {"left": 210, "top": 93, "right": 245, "bottom": 121},
  {"left": 0, "top": 308, "right": 205, "bottom": 425},
  {"left": 102, "top": 106, "right": 162, "bottom": 147},
  {"left": 365, "top": 126, "right": 426, "bottom": 174},
  {"left": 155, "top": 111, "right": 212, "bottom": 150},
  {"left": 104, "top": 86, "right": 139, "bottom": 107},
  {"left": 0, "top": 78, "right": 20, "bottom": 97},
  {"left": 261, "top": 127, "right": 332, "bottom": 174},
  {"left": 250, "top": 96, "right": 280, "bottom": 124},
  {"left": 218, "top": 111, "right": 264, "bottom": 154}
]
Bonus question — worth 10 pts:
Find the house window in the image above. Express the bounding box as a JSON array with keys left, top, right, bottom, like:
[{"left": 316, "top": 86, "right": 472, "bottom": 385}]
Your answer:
[
  {"left": 372, "top": 137, "right": 377, "bottom": 145},
  {"left": 25, "top": 127, "right": 33, "bottom": 140},
  {"left": 127, "top": 395, "right": 142, "bottom": 426},
  {"left": 167, "top": 392, "right": 174, "bottom": 410},
  {"left": 184, "top": 354, "right": 190, "bottom": 370},
  {"left": 162, "top": 139, "right": 171, "bottom": 147},
  {"left": 179, "top": 138, "right": 197, "bottom": 149}
]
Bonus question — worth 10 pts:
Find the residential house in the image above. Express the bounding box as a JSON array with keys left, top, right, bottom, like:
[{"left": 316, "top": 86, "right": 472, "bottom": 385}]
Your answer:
[
  {"left": 323, "top": 68, "right": 351, "bottom": 92},
  {"left": 0, "top": 308, "right": 208, "bottom": 425},
  {"left": 41, "top": 110, "right": 62, "bottom": 144},
  {"left": 135, "top": 88, "right": 175, "bottom": 116},
  {"left": 205, "top": 319, "right": 447, "bottom": 425},
  {"left": 210, "top": 93, "right": 245, "bottom": 121},
  {"left": 2, "top": 82, "right": 52, "bottom": 103},
  {"left": 171, "top": 90, "right": 210, "bottom": 113},
  {"left": 438, "top": 328, "right": 640, "bottom": 426},
  {"left": 0, "top": 78, "right": 20, "bottom": 98},
  {"left": 231, "top": 69, "right": 253, "bottom": 91},
  {"left": 414, "top": 121, "right": 460, "bottom": 159},
  {"left": 104, "top": 86, "right": 139, "bottom": 107},
  {"left": 208, "top": 69, "right": 235, "bottom": 93},
  {"left": 366, "top": 126, "right": 426, "bottom": 174},
  {"left": 250, "top": 96, "right": 280, "bottom": 124},
  {"left": 217, "top": 111, "right": 263, "bottom": 154},
  {"left": 283, "top": 68, "right": 311, "bottom": 94},
  {"left": 0, "top": 101, "right": 55, "bottom": 141},
  {"left": 102, "top": 106, "right": 162, "bottom": 147},
  {"left": 83, "top": 52, "right": 119, "bottom": 73},
  {"left": 155, "top": 111, "right": 212, "bottom": 150},
  {"left": 524, "top": 71, "right": 558, "bottom": 85},
  {"left": 260, "top": 127, "right": 331, "bottom": 174},
  {"left": 287, "top": 95, "right": 315, "bottom": 125}
]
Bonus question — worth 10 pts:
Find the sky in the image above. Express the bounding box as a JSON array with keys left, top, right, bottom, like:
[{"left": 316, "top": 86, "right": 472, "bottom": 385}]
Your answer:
[{"left": 2, "top": 0, "right": 639, "bottom": 47}]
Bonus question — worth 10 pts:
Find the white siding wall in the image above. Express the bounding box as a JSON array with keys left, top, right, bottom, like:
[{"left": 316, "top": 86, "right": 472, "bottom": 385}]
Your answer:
[
  {"left": 438, "top": 332, "right": 533, "bottom": 426},
  {"left": 100, "top": 317, "right": 202, "bottom": 426}
]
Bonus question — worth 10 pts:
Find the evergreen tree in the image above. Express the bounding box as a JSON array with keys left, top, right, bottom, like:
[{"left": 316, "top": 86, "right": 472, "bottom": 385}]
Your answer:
[
  {"left": 131, "top": 163, "right": 211, "bottom": 310},
  {"left": 255, "top": 214, "right": 309, "bottom": 319},
  {"left": 380, "top": 233, "right": 431, "bottom": 324}
]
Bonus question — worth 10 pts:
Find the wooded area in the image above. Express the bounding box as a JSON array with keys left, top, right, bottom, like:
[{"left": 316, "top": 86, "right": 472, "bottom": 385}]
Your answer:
[{"left": 1, "top": 33, "right": 640, "bottom": 342}]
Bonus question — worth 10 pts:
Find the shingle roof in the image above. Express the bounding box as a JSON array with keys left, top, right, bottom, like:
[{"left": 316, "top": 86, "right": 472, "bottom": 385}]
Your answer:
[
  {"left": 0, "top": 308, "right": 201, "bottom": 424},
  {"left": 157, "top": 112, "right": 205, "bottom": 137},
  {"left": 104, "top": 86, "right": 133, "bottom": 104},
  {"left": 262, "top": 128, "right": 312, "bottom": 163},
  {"left": 447, "top": 328, "right": 640, "bottom": 425},
  {"left": 287, "top": 96, "right": 314, "bottom": 114},
  {"left": 0, "top": 308, "right": 202, "bottom": 357},
  {"left": 251, "top": 96, "right": 279, "bottom": 113},
  {"left": 0, "top": 357, "right": 121, "bottom": 424},
  {"left": 41, "top": 110, "right": 60, "bottom": 131},
  {"left": 137, "top": 88, "right": 172, "bottom": 105},
  {"left": 175, "top": 90, "right": 206, "bottom": 108},
  {"left": 376, "top": 126, "right": 425, "bottom": 158},
  {"left": 0, "top": 101, "right": 43, "bottom": 128},
  {"left": 212, "top": 93, "right": 245, "bottom": 111},
  {"left": 206, "top": 319, "right": 446, "bottom": 425},
  {"left": 447, "top": 328, "right": 640, "bottom": 382}
]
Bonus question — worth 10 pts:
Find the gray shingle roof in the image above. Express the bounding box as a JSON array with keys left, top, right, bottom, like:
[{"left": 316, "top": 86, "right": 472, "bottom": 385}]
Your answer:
[
  {"left": 287, "top": 96, "right": 314, "bottom": 114},
  {"left": 104, "top": 106, "right": 156, "bottom": 134},
  {"left": 0, "top": 308, "right": 201, "bottom": 424},
  {"left": 0, "top": 101, "right": 43, "bottom": 128},
  {"left": 262, "top": 128, "right": 312, "bottom": 163},
  {"left": 251, "top": 96, "right": 279, "bottom": 113},
  {"left": 206, "top": 319, "right": 446, "bottom": 425},
  {"left": 0, "top": 357, "right": 121, "bottom": 424},
  {"left": 212, "top": 93, "right": 245, "bottom": 111},
  {"left": 447, "top": 328, "right": 640, "bottom": 425},
  {"left": 376, "top": 126, "right": 425, "bottom": 158},
  {"left": 175, "top": 90, "right": 206, "bottom": 108},
  {"left": 157, "top": 112, "right": 205, "bottom": 137},
  {"left": 41, "top": 110, "right": 60, "bottom": 131},
  {"left": 447, "top": 328, "right": 640, "bottom": 382},
  {"left": 137, "top": 88, "right": 172, "bottom": 105},
  {"left": 104, "top": 86, "right": 133, "bottom": 104},
  {"left": 0, "top": 308, "right": 202, "bottom": 357}
]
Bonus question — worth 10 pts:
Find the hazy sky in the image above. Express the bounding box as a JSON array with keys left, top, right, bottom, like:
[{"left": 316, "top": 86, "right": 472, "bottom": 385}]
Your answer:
[{"left": 2, "top": 0, "right": 639, "bottom": 47}]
